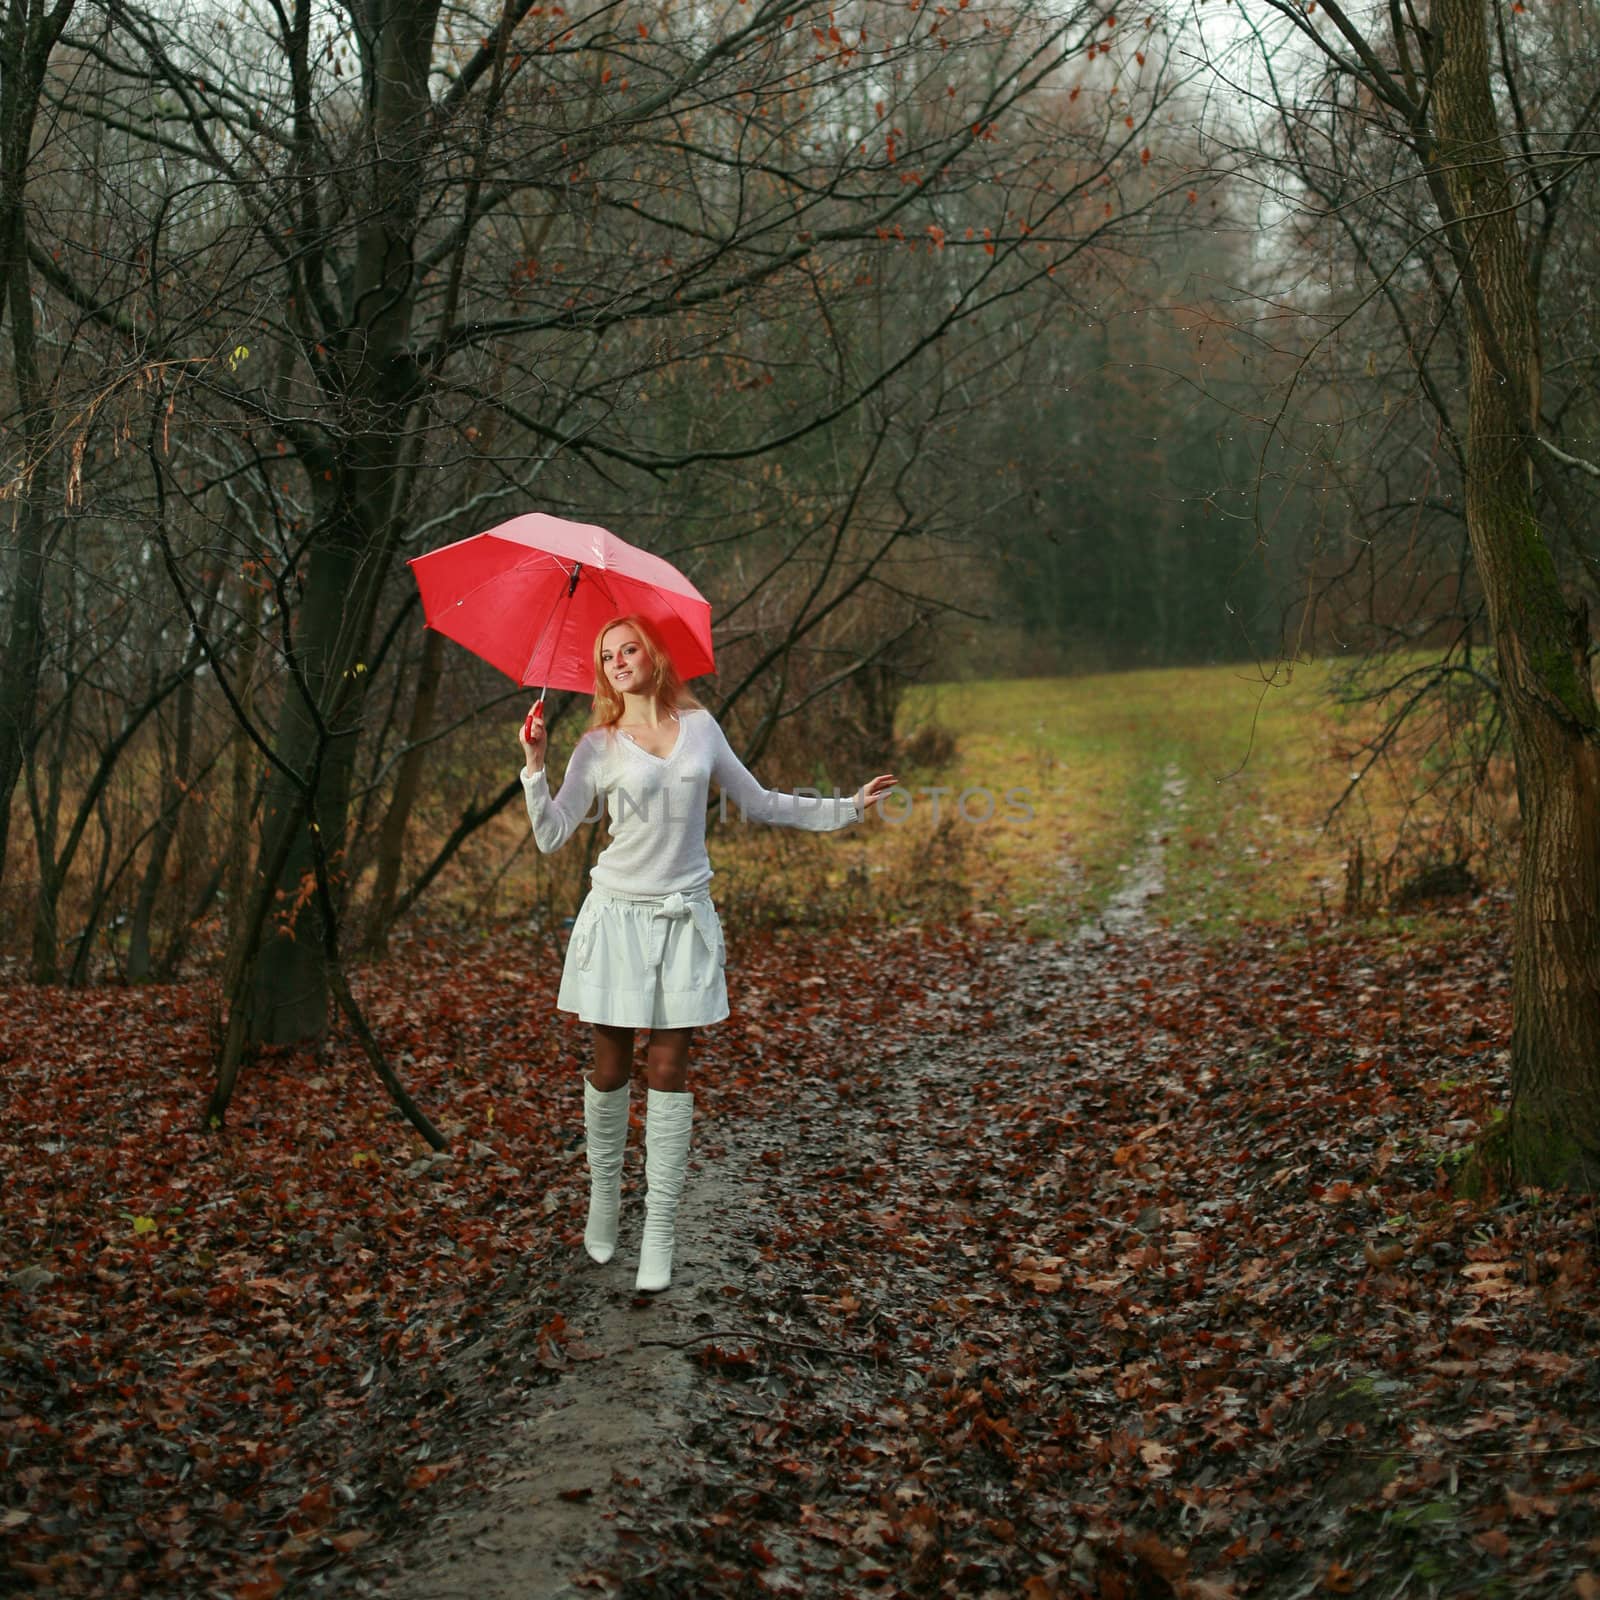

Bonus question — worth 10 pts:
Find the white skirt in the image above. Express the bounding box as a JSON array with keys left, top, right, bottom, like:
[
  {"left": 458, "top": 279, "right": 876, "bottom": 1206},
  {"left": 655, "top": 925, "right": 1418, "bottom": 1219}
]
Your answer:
[{"left": 557, "top": 887, "right": 730, "bottom": 1029}]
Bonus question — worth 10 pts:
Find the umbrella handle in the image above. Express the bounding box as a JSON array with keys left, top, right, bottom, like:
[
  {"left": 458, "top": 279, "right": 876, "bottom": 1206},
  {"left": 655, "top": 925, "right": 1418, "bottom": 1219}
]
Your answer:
[{"left": 521, "top": 694, "right": 547, "bottom": 745}]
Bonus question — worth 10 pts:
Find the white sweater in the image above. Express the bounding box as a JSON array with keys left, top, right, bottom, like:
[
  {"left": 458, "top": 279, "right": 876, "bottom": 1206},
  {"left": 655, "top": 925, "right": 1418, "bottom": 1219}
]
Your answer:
[{"left": 521, "top": 708, "right": 859, "bottom": 896}]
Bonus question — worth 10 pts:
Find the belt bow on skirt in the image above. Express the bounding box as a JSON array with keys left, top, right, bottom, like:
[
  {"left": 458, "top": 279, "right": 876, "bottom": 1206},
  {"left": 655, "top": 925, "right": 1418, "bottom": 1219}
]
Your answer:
[{"left": 650, "top": 890, "right": 720, "bottom": 965}]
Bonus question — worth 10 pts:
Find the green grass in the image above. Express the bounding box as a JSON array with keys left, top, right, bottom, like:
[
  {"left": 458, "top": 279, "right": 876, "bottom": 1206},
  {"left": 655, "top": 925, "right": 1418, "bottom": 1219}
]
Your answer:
[{"left": 886, "top": 658, "right": 1437, "bottom": 935}]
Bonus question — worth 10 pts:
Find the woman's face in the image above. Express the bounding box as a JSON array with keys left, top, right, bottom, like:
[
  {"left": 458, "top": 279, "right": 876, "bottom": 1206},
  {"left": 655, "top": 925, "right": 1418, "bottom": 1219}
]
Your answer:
[{"left": 600, "top": 626, "right": 652, "bottom": 694}]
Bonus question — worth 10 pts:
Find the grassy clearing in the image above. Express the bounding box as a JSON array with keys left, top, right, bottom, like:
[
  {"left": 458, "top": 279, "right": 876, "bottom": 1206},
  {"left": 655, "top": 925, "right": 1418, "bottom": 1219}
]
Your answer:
[
  {"left": 913, "top": 658, "right": 1509, "bottom": 932},
  {"left": 711, "top": 657, "right": 1491, "bottom": 936}
]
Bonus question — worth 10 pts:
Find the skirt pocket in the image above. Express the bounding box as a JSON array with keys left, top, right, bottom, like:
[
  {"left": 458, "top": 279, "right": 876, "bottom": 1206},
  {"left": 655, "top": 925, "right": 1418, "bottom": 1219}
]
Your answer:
[{"left": 568, "top": 898, "right": 601, "bottom": 972}]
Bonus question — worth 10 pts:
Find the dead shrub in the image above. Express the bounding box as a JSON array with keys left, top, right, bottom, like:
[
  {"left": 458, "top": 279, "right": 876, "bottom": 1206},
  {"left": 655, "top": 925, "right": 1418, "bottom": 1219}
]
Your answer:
[{"left": 1390, "top": 855, "right": 1480, "bottom": 910}]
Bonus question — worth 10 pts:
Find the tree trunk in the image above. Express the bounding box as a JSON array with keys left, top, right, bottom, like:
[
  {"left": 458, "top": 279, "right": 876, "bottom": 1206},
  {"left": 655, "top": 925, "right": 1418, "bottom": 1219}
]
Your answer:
[
  {"left": 1430, "top": 0, "right": 1600, "bottom": 1189},
  {"left": 237, "top": 0, "right": 442, "bottom": 1046},
  {"left": 0, "top": 0, "right": 73, "bottom": 887},
  {"left": 246, "top": 527, "right": 375, "bottom": 1042},
  {"left": 128, "top": 648, "right": 198, "bottom": 980},
  {"left": 362, "top": 626, "right": 444, "bottom": 957},
  {"left": 24, "top": 687, "right": 68, "bottom": 984},
  {"left": 223, "top": 579, "right": 263, "bottom": 937},
  {"left": 66, "top": 786, "right": 115, "bottom": 985},
  {"left": 0, "top": 443, "right": 48, "bottom": 890}
]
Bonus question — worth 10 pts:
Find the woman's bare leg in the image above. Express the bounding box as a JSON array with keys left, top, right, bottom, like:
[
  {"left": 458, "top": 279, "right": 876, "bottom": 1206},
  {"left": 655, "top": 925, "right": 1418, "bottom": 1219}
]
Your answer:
[
  {"left": 590, "top": 1023, "right": 635, "bottom": 1091},
  {"left": 644, "top": 1027, "right": 693, "bottom": 1092}
]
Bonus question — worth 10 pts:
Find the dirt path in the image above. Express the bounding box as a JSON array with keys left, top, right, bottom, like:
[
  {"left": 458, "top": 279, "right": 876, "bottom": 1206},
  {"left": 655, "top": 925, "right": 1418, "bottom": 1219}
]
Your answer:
[
  {"left": 351, "top": 934, "right": 1079, "bottom": 1600},
  {"left": 1035, "top": 761, "right": 1186, "bottom": 938},
  {"left": 363, "top": 1114, "right": 766, "bottom": 1599},
  {"left": 1078, "top": 762, "right": 1186, "bottom": 941},
  {"left": 352, "top": 799, "right": 1185, "bottom": 1600}
]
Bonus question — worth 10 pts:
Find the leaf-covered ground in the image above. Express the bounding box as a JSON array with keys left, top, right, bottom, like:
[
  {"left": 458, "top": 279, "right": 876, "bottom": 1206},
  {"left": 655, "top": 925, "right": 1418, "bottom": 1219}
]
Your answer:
[{"left": 4, "top": 897, "right": 1600, "bottom": 1598}]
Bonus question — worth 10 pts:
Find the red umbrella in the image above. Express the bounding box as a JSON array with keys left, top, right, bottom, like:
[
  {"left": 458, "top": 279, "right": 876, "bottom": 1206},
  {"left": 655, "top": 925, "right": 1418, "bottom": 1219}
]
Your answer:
[{"left": 408, "top": 513, "right": 715, "bottom": 718}]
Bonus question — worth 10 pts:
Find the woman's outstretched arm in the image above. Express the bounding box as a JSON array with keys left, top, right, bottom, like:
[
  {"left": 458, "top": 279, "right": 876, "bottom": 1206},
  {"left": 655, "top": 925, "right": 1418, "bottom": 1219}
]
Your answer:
[{"left": 709, "top": 718, "right": 894, "bottom": 831}]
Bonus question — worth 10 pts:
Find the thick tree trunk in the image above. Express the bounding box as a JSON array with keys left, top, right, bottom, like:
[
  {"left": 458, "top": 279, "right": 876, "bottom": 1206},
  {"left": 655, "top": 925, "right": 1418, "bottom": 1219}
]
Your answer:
[
  {"left": 1505, "top": 706, "right": 1600, "bottom": 1187},
  {"left": 237, "top": 0, "right": 442, "bottom": 1046},
  {"left": 0, "top": 205, "right": 49, "bottom": 892},
  {"left": 247, "top": 528, "right": 374, "bottom": 1042},
  {"left": 0, "top": 0, "right": 73, "bottom": 888},
  {"left": 1430, "top": 0, "right": 1600, "bottom": 1189}
]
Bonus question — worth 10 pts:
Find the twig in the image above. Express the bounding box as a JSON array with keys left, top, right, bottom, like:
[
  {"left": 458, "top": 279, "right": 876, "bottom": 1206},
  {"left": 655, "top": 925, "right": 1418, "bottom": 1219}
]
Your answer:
[
  {"left": 1538, "top": 435, "right": 1600, "bottom": 481},
  {"left": 638, "top": 1329, "right": 845, "bottom": 1358}
]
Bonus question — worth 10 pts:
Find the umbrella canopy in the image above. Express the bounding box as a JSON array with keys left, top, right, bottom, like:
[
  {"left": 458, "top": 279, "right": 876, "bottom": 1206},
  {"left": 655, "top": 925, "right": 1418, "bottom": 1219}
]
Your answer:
[{"left": 408, "top": 512, "right": 714, "bottom": 694}]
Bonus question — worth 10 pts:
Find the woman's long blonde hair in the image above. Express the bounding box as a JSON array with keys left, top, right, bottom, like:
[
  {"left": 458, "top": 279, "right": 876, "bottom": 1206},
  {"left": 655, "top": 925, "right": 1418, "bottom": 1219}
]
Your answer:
[{"left": 589, "top": 614, "right": 702, "bottom": 730}]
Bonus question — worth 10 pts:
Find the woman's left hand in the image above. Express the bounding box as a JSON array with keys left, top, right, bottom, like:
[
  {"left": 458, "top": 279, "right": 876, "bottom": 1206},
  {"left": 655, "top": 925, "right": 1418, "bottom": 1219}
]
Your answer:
[{"left": 854, "top": 774, "right": 899, "bottom": 813}]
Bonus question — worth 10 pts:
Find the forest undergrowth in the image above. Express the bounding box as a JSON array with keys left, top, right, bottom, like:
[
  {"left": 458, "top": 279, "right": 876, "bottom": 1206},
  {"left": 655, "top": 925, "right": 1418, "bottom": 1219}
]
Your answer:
[{"left": 4, "top": 890, "right": 1598, "bottom": 1598}]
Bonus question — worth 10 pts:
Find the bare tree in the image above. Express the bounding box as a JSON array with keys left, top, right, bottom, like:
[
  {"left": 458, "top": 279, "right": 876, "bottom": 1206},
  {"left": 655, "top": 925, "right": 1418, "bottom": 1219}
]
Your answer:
[
  {"left": 1185, "top": 0, "right": 1600, "bottom": 1189},
  {"left": 79, "top": 4, "right": 1163, "bottom": 979},
  {"left": 0, "top": 0, "right": 77, "bottom": 885}
]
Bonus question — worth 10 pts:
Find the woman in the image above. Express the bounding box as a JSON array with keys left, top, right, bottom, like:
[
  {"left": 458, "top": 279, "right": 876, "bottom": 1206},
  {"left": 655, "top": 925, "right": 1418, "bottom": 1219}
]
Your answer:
[{"left": 518, "top": 615, "right": 896, "bottom": 1291}]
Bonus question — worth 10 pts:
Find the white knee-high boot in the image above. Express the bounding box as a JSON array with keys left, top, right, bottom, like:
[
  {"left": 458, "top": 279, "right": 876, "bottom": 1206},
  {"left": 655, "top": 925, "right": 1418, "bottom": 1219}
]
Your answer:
[
  {"left": 583, "top": 1078, "right": 631, "bottom": 1264},
  {"left": 636, "top": 1088, "right": 694, "bottom": 1291}
]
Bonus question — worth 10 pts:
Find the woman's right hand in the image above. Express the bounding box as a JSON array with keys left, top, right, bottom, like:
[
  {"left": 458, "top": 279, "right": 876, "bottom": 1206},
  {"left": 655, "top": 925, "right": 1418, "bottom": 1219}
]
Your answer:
[{"left": 519, "top": 702, "right": 547, "bottom": 773}]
